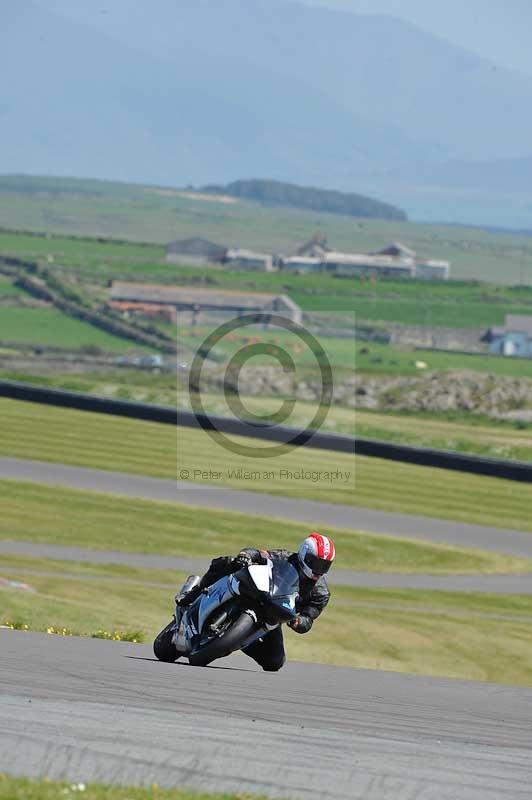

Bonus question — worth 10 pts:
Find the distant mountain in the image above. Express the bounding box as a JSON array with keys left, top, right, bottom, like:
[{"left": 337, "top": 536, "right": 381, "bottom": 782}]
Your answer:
[
  {"left": 3, "top": 2, "right": 418, "bottom": 185},
  {"left": 35, "top": 0, "right": 532, "bottom": 161},
  {"left": 2, "top": 0, "right": 532, "bottom": 226},
  {"left": 202, "top": 179, "right": 407, "bottom": 221}
]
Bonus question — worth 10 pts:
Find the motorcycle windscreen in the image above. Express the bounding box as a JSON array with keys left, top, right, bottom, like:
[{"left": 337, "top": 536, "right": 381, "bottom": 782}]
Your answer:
[{"left": 269, "top": 560, "right": 299, "bottom": 619}]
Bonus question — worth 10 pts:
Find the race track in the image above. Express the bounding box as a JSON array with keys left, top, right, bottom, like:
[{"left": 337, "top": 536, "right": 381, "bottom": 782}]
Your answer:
[
  {"left": 1, "top": 630, "right": 532, "bottom": 800},
  {"left": 2, "top": 457, "right": 532, "bottom": 557}
]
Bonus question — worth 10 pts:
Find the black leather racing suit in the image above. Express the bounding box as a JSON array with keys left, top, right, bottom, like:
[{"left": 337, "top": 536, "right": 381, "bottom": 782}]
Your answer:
[{"left": 190, "top": 547, "right": 331, "bottom": 671}]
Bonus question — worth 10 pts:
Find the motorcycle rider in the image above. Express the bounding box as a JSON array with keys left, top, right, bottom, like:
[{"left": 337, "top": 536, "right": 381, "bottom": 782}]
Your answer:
[{"left": 177, "top": 532, "right": 335, "bottom": 672}]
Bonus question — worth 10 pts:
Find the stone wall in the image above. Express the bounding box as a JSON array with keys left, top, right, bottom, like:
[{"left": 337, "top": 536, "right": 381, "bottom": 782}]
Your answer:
[{"left": 388, "top": 323, "right": 486, "bottom": 352}]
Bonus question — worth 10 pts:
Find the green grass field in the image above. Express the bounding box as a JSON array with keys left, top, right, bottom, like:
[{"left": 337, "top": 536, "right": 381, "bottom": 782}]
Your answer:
[
  {"left": 353, "top": 340, "right": 532, "bottom": 376},
  {"left": 355, "top": 408, "right": 532, "bottom": 460},
  {"left": 180, "top": 325, "right": 532, "bottom": 377},
  {"left": 1, "top": 398, "right": 531, "bottom": 531},
  {"left": 1, "top": 174, "right": 532, "bottom": 286},
  {"left": 0, "top": 307, "right": 149, "bottom": 352},
  {"left": 0, "top": 229, "right": 163, "bottom": 264},
  {"left": 2, "top": 299, "right": 532, "bottom": 378},
  {"left": 0, "top": 276, "right": 24, "bottom": 298},
  {"left": 1, "top": 479, "right": 524, "bottom": 573},
  {"left": 0, "top": 776, "right": 264, "bottom": 800}
]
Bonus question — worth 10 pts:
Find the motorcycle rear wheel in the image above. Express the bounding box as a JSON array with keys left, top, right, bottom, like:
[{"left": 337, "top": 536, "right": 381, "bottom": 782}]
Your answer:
[
  {"left": 188, "top": 611, "right": 256, "bottom": 667},
  {"left": 153, "top": 619, "right": 178, "bottom": 662}
]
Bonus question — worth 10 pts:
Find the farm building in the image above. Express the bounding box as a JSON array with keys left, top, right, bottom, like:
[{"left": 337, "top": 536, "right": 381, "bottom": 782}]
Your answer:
[
  {"left": 324, "top": 251, "right": 415, "bottom": 278},
  {"left": 165, "top": 237, "right": 227, "bottom": 265},
  {"left": 483, "top": 314, "right": 532, "bottom": 357},
  {"left": 108, "top": 301, "right": 176, "bottom": 322},
  {"left": 374, "top": 243, "right": 449, "bottom": 279},
  {"left": 281, "top": 255, "right": 323, "bottom": 274},
  {"left": 280, "top": 239, "right": 450, "bottom": 280},
  {"left": 414, "top": 259, "right": 450, "bottom": 280},
  {"left": 296, "top": 235, "right": 331, "bottom": 259},
  {"left": 224, "top": 248, "right": 274, "bottom": 271},
  {"left": 282, "top": 236, "right": 330, "bottom": 272},
  {"left": 371, "top": 243, "right": 450, "bottom": 280},
  {"left": 373, "top": 242, "right": 416, "bottom": 259},
  {"left": 281, "top": 250, "right": 415, "bottom": 277},
  {"left": 109, "top": 282, "right": 302, "bottom": 324}
]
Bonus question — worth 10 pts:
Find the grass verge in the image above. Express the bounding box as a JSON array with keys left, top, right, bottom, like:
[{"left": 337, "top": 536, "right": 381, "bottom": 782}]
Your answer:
[
  {"left": 353, "top": 407, "right": 532, "bottom": 461},
  {"left": 1, "top": 619, "right": 143, "bottom": 642},
  {"left": 1, "top": 398, "right": 532, "bottom": 530},
  {"left": 4, "top": 371, "right": 532, "bottom": 460},
  {"left": 1, "top": 480, "right": 529, "bottom": 574},
  {"left": 0, "top": 775, "right": 267, "bottom": 800}
]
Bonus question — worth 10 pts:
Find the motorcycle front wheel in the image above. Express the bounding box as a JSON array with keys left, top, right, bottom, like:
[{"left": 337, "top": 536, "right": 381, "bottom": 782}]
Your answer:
[
  {"left": 153, "top": 619, "right": 178, "bottom": 662},
  {"left": 188, "top": 611, "right": 256, "bottom": 667}
]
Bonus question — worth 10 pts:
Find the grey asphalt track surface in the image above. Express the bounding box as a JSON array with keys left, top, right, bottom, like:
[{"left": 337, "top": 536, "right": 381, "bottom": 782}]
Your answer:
[
  {"left": 2, "top": 540, "right": 532, "bottom": 594},
  {"left": 2, "top": 456, "right": 532, "bottom": 558},
  {"left": 1, "top": 631, "right": 531, "bottom": 800}
]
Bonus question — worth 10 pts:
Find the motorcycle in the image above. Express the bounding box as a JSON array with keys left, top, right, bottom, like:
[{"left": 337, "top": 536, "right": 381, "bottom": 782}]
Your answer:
[{"left": 153, "top": 557, "right": 299, "bottom": 667}]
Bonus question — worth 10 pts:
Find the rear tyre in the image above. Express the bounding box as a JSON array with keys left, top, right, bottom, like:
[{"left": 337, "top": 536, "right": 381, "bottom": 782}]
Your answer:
[
  {"left": 188, "top": 611, "right": 256, "bottom": 667},
  {"left": 153, "top": 619, "right": 178, "bottom": 662}
]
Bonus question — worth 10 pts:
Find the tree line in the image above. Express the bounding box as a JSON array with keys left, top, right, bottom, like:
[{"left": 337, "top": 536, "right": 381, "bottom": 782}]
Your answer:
[{"left": 201, "top": 179, "right": 407, "bottom": 221}]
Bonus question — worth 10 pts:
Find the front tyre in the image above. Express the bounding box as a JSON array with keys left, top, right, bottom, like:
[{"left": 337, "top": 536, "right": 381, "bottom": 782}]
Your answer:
[
  {"left": 188, "top": 611, "right": 256, "bottom": 667},
  {"left": 153, "top": 619, "right": 178, "bottom": 662}
]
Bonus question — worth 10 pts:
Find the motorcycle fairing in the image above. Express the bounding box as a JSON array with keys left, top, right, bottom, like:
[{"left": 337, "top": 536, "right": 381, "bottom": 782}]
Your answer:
[
  {"left": 174, "top": 574, "right": 239, "bottom": 653},
  {"left": 197, "top": 575, "right": 239, "bottom": 632}
]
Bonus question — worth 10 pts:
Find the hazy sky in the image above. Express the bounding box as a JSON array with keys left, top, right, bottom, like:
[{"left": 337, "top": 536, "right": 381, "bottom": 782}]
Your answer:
[{"left": 304, "top": 0, "right": 532, "bottom": 76}]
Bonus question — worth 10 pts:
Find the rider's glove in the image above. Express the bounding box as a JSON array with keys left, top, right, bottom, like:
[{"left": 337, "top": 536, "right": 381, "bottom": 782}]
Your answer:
[
  {"left": 233, "top": 549, "right": 268, "bottom": 570},
  {"left": 232, "top": 551, "right": 254, "bottom": 569},
  {"left": 288, "top": 614, "right": 313, "bottom": 634}
]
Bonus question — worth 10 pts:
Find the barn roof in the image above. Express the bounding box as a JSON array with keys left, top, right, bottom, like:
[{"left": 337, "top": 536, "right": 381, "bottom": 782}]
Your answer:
[
  {"left": 504, "top": 314, "right": 532, "bottom": 335},
  {"left": 324, "top": 252, "right": 414, "bottom": 269},
  {"left": 109, "top": 281, "right": 296, "bottom": 310},
  {"left": 374, "top": 242, "right": 417, "bottom": 258},
  {"left": 165, "top": 237, "right": 227, "bottom": 255}
]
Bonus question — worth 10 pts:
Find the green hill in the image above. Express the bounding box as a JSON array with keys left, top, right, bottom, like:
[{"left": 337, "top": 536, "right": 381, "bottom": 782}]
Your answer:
[{"left": 201, "top": 178, "right": 407, "bottom": 221}]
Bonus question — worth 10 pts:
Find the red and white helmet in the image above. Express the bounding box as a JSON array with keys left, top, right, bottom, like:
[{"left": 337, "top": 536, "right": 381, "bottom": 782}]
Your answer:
[{"left": 298, "top": 533, "right": 335, "bottom": 579}]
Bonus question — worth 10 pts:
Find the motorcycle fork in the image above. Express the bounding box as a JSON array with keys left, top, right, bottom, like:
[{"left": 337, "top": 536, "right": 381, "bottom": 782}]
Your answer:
[{"left": 208, "top": 609, "right": 229, "bottom": 634}]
